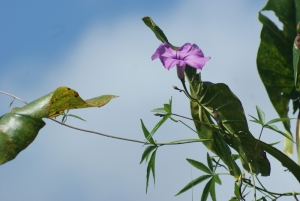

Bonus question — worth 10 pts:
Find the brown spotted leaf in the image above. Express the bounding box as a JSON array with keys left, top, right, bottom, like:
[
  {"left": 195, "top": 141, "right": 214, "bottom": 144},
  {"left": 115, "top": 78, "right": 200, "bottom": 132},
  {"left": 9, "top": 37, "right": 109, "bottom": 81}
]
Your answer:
[{"left": 0, "top": 86, "right": 117, "bottom": 165}]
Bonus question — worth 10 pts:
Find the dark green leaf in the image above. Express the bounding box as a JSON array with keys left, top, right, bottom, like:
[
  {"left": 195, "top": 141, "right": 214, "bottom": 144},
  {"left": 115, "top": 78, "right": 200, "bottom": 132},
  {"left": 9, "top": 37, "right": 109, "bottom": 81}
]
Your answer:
[
  {"left": 187, "top": 158, "right": 212, "bottom": 174},
  {"left": 259, "top": 141, "right": 300, "bottom": 182},
  {"left": 142, "top": 17, "right": 169, "bottom": 45},
  {"left": 256, "top": 106, "right": 266, "bottom": 124},
  {"left": 140, "top": 146, "right": 157, "bottom": 164},
  {"left": 201, "top": 178, "right": 213, "bottom": 201},
  {"left": 175, "top": 175, "right": 211, "bottom": 196},
  {"left": 207, "top": 153, "right": 213, "bottom": 172},
  {"left": 257, "top": 0, "right": 298, "bottom": 155},
  {"left": 140, "top": 119, "right": 156, "bottom": 145},
  {"left": 186, "top": 71, "right": 270, "bottom": 176},
  {"left": 146, "top": 149, "right": 157, "bottom": 193}
]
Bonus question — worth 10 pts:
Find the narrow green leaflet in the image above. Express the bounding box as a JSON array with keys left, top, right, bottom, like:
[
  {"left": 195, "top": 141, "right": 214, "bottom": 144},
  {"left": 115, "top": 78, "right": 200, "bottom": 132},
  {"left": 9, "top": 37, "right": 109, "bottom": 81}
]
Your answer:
[
  {"left": 146, "top": 113, "right": 171, "bottom": 142},
  {"left": 146, "top": 149, "right": 157, "bottom": 193},
  {"left": 209, "top": 177, "right": 216, "bottom": 201},
  {"left": 201, "top": 177, "right": 213, "bottom": 201},
  {"left": 234, "top": 182, "right": 242, "bottom": 200},
  {"left": 257, "top": 0, "right": 299, "bottom": 156},
  {"left": 140, "top": 146, "right": 157, "bottom": 164},
  {"left": 207, "top": 153, "right": 213, "bottom": 172},
  {"left": 175, "top": 175, "right": 211, "bottom": 196},
  {"left": 214, "top": 174, "right": 222, "bottom": 185},
  {"left": 256, "top": 106, "right": 266, "bottom": 124},
  {"left": 0, "top": 86, "right": 117, "bottom": 165},
  {"left": 187, "top": 158, "right": 212, "bottom": 174},
  {"left": 140, "top": 120, "right": 156, "bottom": 145}
]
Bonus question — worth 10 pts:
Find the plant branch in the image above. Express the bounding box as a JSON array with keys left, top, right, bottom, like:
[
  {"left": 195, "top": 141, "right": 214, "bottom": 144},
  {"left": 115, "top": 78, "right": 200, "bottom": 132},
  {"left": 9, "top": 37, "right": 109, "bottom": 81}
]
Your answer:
[{"left": 0, "top": 90, "right": 202, "bottom": 146}]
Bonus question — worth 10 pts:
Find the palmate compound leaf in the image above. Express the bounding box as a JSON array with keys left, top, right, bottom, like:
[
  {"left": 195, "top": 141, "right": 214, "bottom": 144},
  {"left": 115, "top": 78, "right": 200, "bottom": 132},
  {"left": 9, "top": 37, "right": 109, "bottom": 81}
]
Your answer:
[
  {"left": 257, "top": 0, "right": 300, "bottom": 156},
  {"left": 185, "top": 67, "right": 270, "bottom": 177},
  {"left": 0, "top": 86, "right": 117, "bottom": 165}
]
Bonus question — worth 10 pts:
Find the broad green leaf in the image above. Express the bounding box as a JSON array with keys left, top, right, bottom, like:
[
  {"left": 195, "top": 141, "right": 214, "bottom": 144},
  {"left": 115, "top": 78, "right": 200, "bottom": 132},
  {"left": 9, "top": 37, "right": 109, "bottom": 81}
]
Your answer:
[
  {"left": 175, "top": 175, "right": 211, "bottom": 196},
  {"left": 186, "top": 69, "right": 270, "bottom": 176},
  {"left": 140, "top": 119, "right": 156, "bottom": 145},
  {"left": 213, "top": 174, "right": 222, "bottom": 185},
  {"left": 146, "top": 149, "right": 157, "bottom": 193},
  {"left": 257, "top": 0, "right": 299, "bottom": 155},
  {"left": 0, "top": 86, "right": 117, "bottom": 165},
  {"left": 207, "top": 153, "right": 213, "bottom": 172},
  {"left": 187, "top": 158, "right": 212, "bottom": 174},
  {"left": 201, "top": 177, "right": 213, "bottom": 201},
  {"left": 0, "top": 113, "right": 45, "bottom": 164},
  {"left": 209, "top": 177, "right": 216, "bottom": 201},
  {"left": 140, "top": 146, "right": 157, "bottom": 164},
  {"left": 256, "top": 106, "right": 266, "bottom": 124},
  {"left": 259, "top": 141, "right": 300, "bottom": 182}
]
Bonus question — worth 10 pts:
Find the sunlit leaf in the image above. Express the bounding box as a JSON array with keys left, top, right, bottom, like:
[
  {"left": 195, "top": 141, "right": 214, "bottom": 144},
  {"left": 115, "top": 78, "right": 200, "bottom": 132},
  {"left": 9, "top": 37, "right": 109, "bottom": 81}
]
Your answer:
[{"left": 0, "top": 86, "right": 117, "bottom": 165}]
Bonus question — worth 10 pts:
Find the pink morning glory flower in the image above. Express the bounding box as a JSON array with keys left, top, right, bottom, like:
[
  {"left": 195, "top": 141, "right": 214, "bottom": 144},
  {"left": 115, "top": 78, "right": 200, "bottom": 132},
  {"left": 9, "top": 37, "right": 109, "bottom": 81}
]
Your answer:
[{"left": 151, "top": 43, "right": 210, "bottom": 80}]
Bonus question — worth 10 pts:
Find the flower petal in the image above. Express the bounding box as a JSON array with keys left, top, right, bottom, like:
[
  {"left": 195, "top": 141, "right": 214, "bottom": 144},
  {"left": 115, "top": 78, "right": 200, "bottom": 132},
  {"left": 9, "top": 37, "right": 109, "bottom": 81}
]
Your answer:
[
  {"left": 151, "top": 44, "right": 165, "bottom": 60},
  {"left": 185, "top": 56, "right": 211, "bottom": 70},
  {"left": 160, "top": 57, "right": 184, "bottom": 70}
]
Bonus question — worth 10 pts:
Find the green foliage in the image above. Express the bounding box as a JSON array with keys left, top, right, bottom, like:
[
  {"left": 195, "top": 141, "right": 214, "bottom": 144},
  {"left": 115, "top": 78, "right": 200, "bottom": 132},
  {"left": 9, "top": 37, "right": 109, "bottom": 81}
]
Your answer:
[
  {"left": 257, "top": 0, "right": 300, "bottom": 156},
  {"left": 0, "top": 87, "right": 117, "bottom": 165}
]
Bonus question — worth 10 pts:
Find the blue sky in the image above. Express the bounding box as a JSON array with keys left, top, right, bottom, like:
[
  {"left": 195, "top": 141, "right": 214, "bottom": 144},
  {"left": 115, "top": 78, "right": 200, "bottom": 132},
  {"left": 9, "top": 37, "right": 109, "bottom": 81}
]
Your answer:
[{"left": 0, "top": 1, "right": 298, "bottom": 201}]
